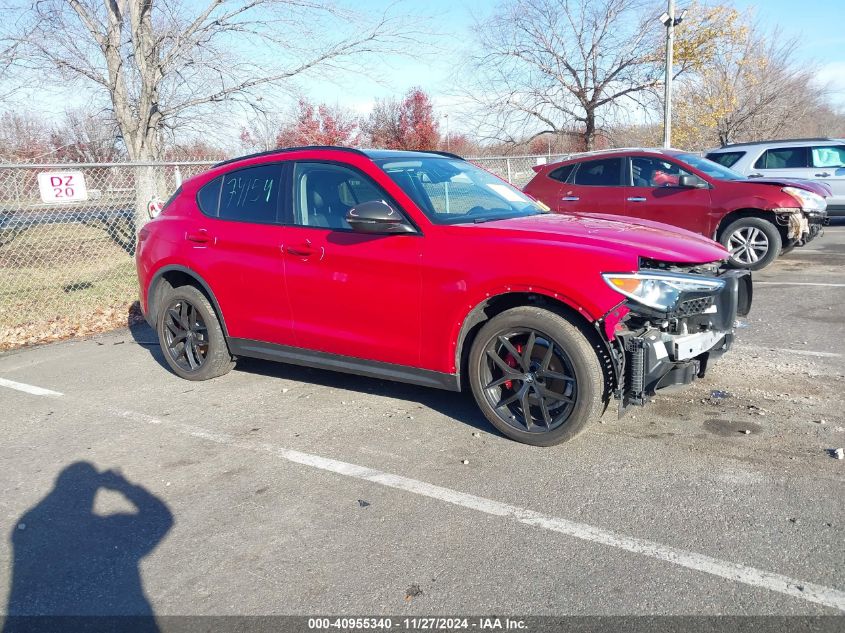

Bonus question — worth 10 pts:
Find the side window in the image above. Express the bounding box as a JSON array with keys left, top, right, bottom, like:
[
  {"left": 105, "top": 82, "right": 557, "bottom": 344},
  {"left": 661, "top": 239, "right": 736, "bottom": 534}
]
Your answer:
[
  {"left": 548, "top": 164, "right": 575, "bottom": 183},
  {"left": 811, "top": 146, "right": 845, "bottom": 168},
  {"left": 293, "top": 162, "right": 390, "bottom": 230},
  {"left": 705, "top": 152, "right": 744, "bottom": 168},
  {"left": 631, "top": 157, "right": 693, "bottom": 187},
  {"left": 218, "top": 164, "right": 282, "bottom": 223},
  {"left": 197, "top": 177, "right": 222, "bottom": 216},
  {"left": 754, "top": 147, "right": 809, "bottom": 169},
  {"left": 573, "top": 158, "right": 622, "bottom": 186}
]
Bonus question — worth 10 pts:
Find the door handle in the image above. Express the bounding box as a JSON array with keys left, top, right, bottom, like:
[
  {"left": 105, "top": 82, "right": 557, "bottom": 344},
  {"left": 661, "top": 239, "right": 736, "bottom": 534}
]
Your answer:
[
  {"left": 815, "top": 172, "right": 831, "bottom": 177},
  {"left": 285, "top": 244, "right": 317, "bottom": 257},
  {"left": 185, "top": 229, "right": 211, "bottom": 244},
  {"left": 748, "top": 173, "right": 764, "bottom": 178},
  {"left": 561, "top": 196, "right": 580, "bottom": 201},
  {"left": 626, "top": 197, "right": 647, "bottom": 202}
]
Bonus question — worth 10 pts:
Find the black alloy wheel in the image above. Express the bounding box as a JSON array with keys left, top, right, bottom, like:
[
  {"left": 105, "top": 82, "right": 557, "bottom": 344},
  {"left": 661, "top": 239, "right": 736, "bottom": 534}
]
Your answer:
[
  {"left": 162, "top": 299, "right": 209, "bottom": 372},
  {"left": 480, "top": 328, "right": 578, "bottom": 433},
  {"left": 468, "top": 306, "right": 605, "bottom": 446}
]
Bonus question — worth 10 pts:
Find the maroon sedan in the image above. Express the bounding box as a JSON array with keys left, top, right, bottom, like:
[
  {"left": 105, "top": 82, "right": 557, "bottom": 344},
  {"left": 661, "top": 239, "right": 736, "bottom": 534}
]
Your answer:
[{"left": 524, "top": 149, "right": 829, "bottom": 270}]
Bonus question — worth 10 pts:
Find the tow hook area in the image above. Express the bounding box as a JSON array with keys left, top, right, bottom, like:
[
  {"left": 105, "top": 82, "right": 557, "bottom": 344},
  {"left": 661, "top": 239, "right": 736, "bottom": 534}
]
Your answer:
[
  {"left": 616, "top": 328, "right": 732, "bottom": 414},
  {"left": 776, "top": 210, "right": 809, "bottom": 241}
]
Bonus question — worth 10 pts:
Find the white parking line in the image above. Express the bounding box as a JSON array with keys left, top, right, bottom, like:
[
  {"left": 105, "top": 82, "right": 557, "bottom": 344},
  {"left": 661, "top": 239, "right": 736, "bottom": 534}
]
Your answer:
[
  {"left": 114, "top": 408, "right": 845, "bottom": 612},
  {"left": 739, "top": 346, "right": 842, "bottom": 359},
  {"left": 755, "top": 282, "right": 845, "bottom": 287},
  {"left": 0, "top": 377, "right": 63, "bottom": 397}
]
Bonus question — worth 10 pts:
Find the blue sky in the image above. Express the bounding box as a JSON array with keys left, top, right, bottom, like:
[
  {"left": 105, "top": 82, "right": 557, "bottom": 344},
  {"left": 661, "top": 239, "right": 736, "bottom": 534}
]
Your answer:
[
  {"left": 733, "top": 0, "right": 845, "bottom": 99},
  {"left": 15, "top": 0, "right": 843, "bottom": 138},
  {"left": 306, "top": 0, "right": 845, "bottom": 120}
]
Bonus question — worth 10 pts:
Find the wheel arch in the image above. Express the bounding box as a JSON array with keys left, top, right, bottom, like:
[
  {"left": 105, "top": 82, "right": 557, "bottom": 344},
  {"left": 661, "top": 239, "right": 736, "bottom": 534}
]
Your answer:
[
  {"left": 147, "top": 265, "right": 229, "bottom": 337},
  {"left": 715, "top": 208, "right": 788, "bottom": 244},
  {"left": 453, "top": 291, "right": 616, "bottom": 397}
]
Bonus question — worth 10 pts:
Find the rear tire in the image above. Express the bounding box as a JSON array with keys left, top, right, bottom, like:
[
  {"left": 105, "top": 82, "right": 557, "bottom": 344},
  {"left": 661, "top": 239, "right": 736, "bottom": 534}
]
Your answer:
[
  {"left": 719, "top": 217, "right": 781, "bottom": 270},
  {"left": 156, "top": 284, "right": 234, "bottom": 381},
  {"left": 468, "top": 306, "right": 605, "bottom": 446}
]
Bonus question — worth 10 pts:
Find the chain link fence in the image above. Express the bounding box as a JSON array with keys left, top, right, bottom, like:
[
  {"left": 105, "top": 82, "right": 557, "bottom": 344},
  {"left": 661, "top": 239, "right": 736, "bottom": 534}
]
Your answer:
[{"left": 0, "top": 154, "right": 567, "bottom": 349}]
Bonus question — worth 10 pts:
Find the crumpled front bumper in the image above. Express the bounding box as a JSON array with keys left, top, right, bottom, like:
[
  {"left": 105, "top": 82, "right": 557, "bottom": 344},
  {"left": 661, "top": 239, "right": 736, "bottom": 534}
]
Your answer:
[
  {"left": 778, "top": 209, "right": 828, "bottom": 246},
  {"left": 606, "top": 269, "right": 752, "bottom": 413}
]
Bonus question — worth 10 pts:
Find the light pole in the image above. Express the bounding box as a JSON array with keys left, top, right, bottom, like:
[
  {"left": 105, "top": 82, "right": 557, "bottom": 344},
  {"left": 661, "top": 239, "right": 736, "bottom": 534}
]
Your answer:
[
  {"left": 660, "top": 1, "right": 686, "bottom": 148},
  {"left": 443, "top": 113, "right": 450, "bottom": 152}
]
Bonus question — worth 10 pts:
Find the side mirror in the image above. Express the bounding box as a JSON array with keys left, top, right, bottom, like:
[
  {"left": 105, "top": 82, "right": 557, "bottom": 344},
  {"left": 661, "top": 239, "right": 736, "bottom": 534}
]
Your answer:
[
  {"left": 346, "top": 200, "right": 415, "bottom": 234},
  {"left": 678, "top": 174, "right": 707, "bottom": 189}
]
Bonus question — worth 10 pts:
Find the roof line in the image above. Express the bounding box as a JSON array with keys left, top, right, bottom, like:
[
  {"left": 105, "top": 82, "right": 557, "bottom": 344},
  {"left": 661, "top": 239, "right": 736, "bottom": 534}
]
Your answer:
[
  {"left": 422, "top": 150, "right": 465, "bottom": 160},
  {"left": 213, "top": 145, "right": 367, "bottom": 168},
  {"left": 719, "top": 137, "right": 843, "bottom": 148},
  {"left": 557, "top": 147, "right": 682, "bottom": 160}
]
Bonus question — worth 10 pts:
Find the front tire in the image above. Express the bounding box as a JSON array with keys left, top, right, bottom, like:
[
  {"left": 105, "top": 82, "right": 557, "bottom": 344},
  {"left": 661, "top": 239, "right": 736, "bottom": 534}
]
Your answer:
[
  {"left": 156, "top": 284, "right": 235, "bottom": 381},
  {"left": 468, "top": 306, "right": 605, "bottom": 446},
  {"left": 720, "top": 217, "right": 782, "bottom": 270}
]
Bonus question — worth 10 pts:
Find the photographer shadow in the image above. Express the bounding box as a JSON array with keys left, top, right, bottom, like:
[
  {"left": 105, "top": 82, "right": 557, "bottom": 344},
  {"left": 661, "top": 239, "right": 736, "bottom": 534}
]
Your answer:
[{"left": 3, "top": 462, "right": 173, "bottom": 632}]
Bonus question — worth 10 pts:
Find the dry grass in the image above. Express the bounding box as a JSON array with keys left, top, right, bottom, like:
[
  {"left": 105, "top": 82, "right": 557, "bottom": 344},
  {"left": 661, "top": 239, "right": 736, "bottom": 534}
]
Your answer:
[{"left": 0, "top": 223, "right": 142, "bottom": 350}]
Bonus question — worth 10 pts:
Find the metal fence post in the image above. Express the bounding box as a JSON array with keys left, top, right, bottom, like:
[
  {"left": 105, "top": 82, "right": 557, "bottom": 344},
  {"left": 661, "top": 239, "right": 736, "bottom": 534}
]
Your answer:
[{"left": 506, "top": 158, "right": 512, "bottom": 183}]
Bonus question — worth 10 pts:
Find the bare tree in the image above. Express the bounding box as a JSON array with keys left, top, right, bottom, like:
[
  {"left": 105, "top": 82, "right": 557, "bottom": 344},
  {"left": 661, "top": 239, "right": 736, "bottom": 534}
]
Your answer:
[
  {"left": 461, "top": 0, "right": 724, "bottom": 150},
  {"left": 239, "top": 111, "right": 286, "bottom": 153},
  {"left": 674, "top": 25, "right": 826, "bottom": 148},
  {"left": 10, "top": 0, "right": 420, "bottom": 161},
  {"left": 50, "top": 110, "right": 125, "bottom": 163},
  {"left": 6, "top": 0, "right": 424, "bottom": 224}
]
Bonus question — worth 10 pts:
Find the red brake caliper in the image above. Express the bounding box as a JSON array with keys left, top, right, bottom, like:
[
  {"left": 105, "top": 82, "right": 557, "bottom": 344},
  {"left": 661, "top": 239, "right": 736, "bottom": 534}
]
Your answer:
[{"left": 503, "top": 344, "right": 522, "bottom": 390}]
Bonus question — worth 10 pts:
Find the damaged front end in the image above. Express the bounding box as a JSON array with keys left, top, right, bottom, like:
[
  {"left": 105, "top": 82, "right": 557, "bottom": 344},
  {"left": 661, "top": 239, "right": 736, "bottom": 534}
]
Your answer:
[
  {"left": 776, "top": 186, "right": 829, "bottom": 247},
  {"left": 598, "top": 259, "right": 753, "bottom": 414},
  {"left": 775, "top": 207, "right": 827, "bottom": 247}
]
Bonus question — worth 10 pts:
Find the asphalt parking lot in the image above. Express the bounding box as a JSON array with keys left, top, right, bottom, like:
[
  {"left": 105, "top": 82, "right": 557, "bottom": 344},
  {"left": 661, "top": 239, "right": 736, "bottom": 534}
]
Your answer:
[{"left": 1, "top": 224, "right": 844, "bottom": 618}]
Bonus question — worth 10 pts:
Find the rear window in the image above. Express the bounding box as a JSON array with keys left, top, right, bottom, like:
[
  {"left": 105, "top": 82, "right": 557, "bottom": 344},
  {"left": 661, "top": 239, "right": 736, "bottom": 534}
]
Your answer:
[
  {"left": 754, "top": 147, "right": 809, "bottom": 169},
  {"left": 706, "top": 151, "right": 744, "bottom": 168},
  {"left": 811, "top": 145, "right": 845, "bottom": 168},
  {"left": 197, "top": 178, "right": 222, "bottom": 216},
  {"left": 197, "top": 164, "right": 283, "bottom": 224},
  {"left": 573, "top": 158, "right": 622, "bottom": 186},
  {"left": 548, "top": 163, "right": 575, "bottom": 183}
]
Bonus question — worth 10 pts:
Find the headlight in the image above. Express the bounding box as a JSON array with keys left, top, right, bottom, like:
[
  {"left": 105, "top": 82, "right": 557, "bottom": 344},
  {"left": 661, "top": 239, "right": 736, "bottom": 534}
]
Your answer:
[
  {"left": 602, "top": 272, "right": 725, "bottom": 311},
  {"left": 783, "top": 186, "right": 826, "bottom": 212}
]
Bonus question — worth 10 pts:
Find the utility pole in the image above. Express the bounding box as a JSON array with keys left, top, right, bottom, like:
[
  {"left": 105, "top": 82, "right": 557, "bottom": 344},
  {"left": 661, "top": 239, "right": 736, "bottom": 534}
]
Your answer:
[
  {"left": 662, "top": 0, "right": 675, "bottom": 148},
  {"left": 660, "top": 1, "right": 687, "bottom": 148}
]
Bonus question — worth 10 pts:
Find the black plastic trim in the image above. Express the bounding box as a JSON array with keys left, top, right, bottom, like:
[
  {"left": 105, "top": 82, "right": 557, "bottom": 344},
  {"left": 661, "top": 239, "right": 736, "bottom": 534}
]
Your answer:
[{"left": 228, "top": 338, "right": 461, "bottom": 392}]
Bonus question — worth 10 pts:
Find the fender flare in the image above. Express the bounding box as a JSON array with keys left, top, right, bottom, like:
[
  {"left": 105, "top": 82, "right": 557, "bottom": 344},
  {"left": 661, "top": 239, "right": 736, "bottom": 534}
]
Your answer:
[
  {"left": 451, "top": 286, "right": 604, "bottom": 379},
  {"left": 147, "top": 264, "right": 229, "bottom": 337}
]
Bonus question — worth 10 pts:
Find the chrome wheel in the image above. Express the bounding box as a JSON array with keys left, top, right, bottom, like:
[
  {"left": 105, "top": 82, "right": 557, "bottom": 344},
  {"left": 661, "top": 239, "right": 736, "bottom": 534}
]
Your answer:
[
  {"left": 480, "top": 328, "right": 578, "bottom": 434},
  {"left": 728, "top": 226, "right": 769, "bottom": 265},
  {"left": 162, "top": 299, "right": 209, "bottom": 372}
]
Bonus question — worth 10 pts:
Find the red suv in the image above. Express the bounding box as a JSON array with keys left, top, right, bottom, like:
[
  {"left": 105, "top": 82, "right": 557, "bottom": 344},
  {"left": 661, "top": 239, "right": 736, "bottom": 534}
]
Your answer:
[
  {"left": 136, "top": 147, "right": 751, "bottom": 446},
  {"left": 524, "top": 149, "right": 829, "bottom": 270}
]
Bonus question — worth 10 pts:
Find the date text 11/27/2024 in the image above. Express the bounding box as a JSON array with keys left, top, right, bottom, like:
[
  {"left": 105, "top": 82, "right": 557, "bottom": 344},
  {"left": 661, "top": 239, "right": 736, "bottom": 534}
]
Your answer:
[{"left": 307, "top": 617, "right": 528, "bottom": 630}]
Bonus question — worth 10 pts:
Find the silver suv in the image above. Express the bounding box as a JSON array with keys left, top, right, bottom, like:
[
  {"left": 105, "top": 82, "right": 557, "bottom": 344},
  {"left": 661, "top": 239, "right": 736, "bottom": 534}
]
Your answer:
[{"left": 706, "top": 138, "right": 844, "bottom": 217}]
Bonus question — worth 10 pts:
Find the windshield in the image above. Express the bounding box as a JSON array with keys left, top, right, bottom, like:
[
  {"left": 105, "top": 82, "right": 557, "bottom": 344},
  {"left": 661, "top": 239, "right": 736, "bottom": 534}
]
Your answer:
[
  {"left": 675, "top": 153, "right": 745, "bottom": 181},
  {"left": 375, "top": 157, "right": 548, "bottom": 224}
]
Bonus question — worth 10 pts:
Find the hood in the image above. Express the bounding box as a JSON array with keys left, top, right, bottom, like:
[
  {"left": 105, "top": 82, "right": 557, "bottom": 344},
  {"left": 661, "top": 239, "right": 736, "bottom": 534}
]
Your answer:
[
  {"left": 738, "top": 177, "right": 832, "bottom": 197},
  {"left": 472, "top": 212, "right": 729, "bottom": 264}
]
